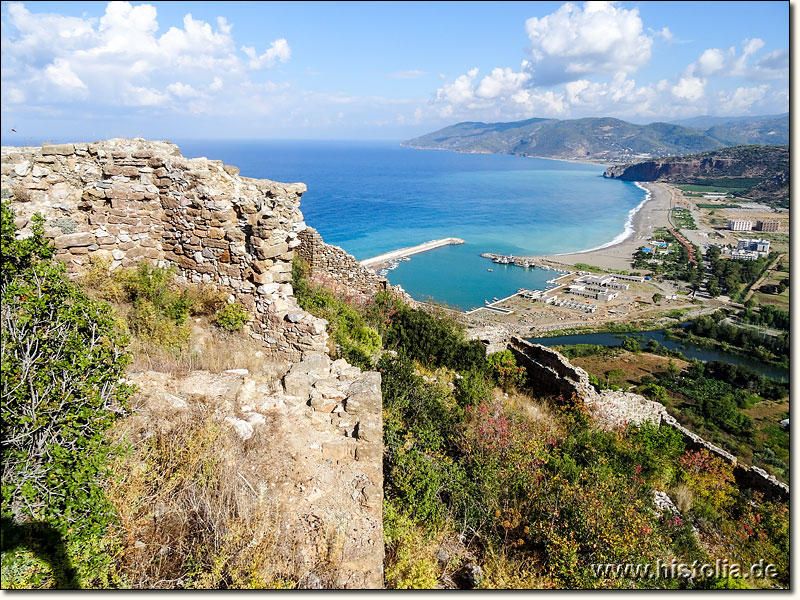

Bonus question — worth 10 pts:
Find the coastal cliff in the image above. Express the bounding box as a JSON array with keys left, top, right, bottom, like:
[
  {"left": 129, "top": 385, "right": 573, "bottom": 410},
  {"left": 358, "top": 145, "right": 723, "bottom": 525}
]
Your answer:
[{"left": 603, "top": 145, "right": 789, "bottom": 206}]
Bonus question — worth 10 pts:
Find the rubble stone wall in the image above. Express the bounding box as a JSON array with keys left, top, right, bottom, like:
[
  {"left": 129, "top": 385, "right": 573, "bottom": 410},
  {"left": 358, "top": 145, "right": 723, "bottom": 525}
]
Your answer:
[
  {"left": 296, "top": 227, "right": 415, "bottom": 304},
  {"left": 508, "top": 336, "right": 789, "bottom": 502},
  {"left": 1, "top": 139, "right": 326, "bottom": 361}
]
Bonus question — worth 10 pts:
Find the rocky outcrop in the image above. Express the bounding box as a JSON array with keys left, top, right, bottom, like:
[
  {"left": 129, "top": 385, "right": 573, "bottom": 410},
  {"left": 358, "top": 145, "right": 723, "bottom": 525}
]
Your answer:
[
  {"left": 127, "top": 351, "right": 384, "bottom": 588},
  {"left": 602, "top": 145, "right": 789, "bottom": 206},
  {"left": 1, "top": 139, "right": 326, "bottom": 361},
  {"left": 603, "top": 156, "right": 738, "bottom": 182}
]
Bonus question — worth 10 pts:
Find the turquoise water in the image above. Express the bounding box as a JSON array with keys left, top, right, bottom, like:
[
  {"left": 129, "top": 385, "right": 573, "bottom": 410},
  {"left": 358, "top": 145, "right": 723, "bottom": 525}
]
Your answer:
[
  {"left": 176, "top": 140, "right": 645, "bottom": 310},
  {"left": 531, "top": 330, "right": 788, "bottom": 381}
]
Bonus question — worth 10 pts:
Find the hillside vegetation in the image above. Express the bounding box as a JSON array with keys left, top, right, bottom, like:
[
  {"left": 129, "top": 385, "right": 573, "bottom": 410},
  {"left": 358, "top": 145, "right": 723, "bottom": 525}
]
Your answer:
[
  {"left": 0, "top": 203, "right": 790, "bottom": 589},
  {"left": 403, "top": 114, "right": 788, "bottom": 163},
  {"left": 290, "top": 258, "right": 789, "bottom": 589},
  {"left": 604, "top": 145, "right": 789, "bottom": 207}
]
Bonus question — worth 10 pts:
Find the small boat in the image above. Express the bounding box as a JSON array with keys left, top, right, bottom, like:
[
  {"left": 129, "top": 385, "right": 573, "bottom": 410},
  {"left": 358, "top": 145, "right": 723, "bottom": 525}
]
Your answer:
[{"left": 487, "top": 268, "right": 493, "bottom": 272}]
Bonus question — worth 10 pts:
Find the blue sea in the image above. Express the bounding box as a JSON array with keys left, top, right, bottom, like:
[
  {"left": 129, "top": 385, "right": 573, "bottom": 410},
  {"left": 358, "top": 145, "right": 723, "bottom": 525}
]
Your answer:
[{"left": 176, "top": 140, "right": 647, "bottom": 310}]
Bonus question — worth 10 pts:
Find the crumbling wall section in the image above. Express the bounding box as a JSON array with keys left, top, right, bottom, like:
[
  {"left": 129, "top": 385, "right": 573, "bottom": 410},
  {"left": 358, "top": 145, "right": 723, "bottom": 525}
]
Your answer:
[
  {"left": 508, "top": 336, "right": 789, "bottom": 502},
  {"left": 1, "top": 139, "right": 326, "bottom": 361},
  {"left": 296, "top": 226, "right": 414, "bottom": 304}
]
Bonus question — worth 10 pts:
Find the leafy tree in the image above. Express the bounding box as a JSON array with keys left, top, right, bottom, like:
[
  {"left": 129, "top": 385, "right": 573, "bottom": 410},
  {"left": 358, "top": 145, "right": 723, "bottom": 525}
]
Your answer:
[
  {"left": 666, "top": 359, "right": 680, "bottom": 380},
  {"left": 621, "top": 336, "right": 642, "bottom": 353},
  {"left": 1, "top": 202, "right": 132, "bottom": 587}
]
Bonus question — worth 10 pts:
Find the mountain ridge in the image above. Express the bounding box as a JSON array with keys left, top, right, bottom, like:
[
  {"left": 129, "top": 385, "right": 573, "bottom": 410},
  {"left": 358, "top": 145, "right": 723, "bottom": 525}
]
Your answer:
[{"left": 404, "top": 114, "right": 789, "bottom": 163}]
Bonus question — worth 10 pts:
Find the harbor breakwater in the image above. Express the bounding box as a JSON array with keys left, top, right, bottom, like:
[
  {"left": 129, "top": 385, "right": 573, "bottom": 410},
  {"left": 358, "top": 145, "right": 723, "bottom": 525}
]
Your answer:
[{"left": 360, "top": 237, "right": 465, "bottom": 268}]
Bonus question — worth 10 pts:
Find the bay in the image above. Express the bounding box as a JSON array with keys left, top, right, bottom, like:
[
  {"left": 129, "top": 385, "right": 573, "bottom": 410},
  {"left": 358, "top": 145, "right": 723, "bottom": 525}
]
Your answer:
[{"left": 176, "top": 140, "right": 645, "bottom": 310}]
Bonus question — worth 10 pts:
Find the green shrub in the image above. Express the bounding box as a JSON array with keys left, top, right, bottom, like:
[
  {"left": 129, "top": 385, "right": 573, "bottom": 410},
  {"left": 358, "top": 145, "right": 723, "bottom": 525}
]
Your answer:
[
  {"left": 637, "top": 382, "right": 669, "bottom": 404},
  {"left": 383, "top": 500, "right": 441, "bottom": 589},
  {"left": 1, "top": 202, "right": 132, "bottom": 587},
  {"left": 487, "top": 350, "right": 527, "bottom": 391},
  {"left": 292, "top": 258, "right": 382, "bottom": 370},
  {"left": 214, "top": 302, "right": 250, "bottom": 331},
  {"left": 384, "top": 304, "right": 486, "bottom": 372}
]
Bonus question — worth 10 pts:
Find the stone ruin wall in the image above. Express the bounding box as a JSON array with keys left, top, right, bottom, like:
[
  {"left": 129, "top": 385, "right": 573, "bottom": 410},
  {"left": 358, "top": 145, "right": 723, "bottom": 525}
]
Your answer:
[
  {"left": 296, "top": 227, "right": 415, "bottom": 305},
  {"left": 508, "top": 337, "right": 789, "bottom": 502},
  {"left": 1, "top": 139, "right": 327, "bottom": 362},
  {"left": 2, "top": 138, "right": 386, "bottom": 587}
]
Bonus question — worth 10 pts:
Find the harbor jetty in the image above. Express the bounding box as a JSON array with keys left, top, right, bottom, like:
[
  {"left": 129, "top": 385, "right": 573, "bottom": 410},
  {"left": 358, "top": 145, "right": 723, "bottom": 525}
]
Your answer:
[{"left": 361, "top": 238, "right": 465, "bottom": 268}]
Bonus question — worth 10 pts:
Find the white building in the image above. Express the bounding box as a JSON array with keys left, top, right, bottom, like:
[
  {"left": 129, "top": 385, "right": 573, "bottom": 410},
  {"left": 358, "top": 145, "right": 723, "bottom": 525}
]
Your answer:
[
  {"left": 737, "top": 238, "right": 770, "bottom": 254},
  {"left": 728, "top": 219, "right": 754, "bottom": 231}
]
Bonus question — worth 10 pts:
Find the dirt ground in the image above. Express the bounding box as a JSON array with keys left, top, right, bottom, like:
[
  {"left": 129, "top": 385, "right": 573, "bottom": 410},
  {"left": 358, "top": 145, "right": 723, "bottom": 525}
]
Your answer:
[{"left": 568, "top": 352, "right": 689, "bottom": 387}]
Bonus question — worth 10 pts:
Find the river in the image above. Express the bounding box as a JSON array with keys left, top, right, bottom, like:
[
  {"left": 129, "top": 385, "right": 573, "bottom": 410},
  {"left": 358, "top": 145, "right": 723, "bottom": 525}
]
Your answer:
[{"left": 529, "top": 330, "right": 788, "bottom": 381}]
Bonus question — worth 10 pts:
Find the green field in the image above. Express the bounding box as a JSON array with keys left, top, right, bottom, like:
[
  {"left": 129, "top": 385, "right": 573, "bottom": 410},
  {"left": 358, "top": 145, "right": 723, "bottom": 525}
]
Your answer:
[
  {"left": 671, "top": 208, "right": 697, "bottom": 229},
  {"left": 678, "top": 184, "right": 737, "bottom": 194},
  {"left": 696, "top": 203, "right": 742, "bottom": 209}
]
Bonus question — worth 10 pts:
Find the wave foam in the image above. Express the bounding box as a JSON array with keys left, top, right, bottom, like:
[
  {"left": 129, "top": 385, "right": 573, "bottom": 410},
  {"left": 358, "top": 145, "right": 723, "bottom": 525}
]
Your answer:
[{"left": 551, "top": 182, "right": 651, "bottom": 256}]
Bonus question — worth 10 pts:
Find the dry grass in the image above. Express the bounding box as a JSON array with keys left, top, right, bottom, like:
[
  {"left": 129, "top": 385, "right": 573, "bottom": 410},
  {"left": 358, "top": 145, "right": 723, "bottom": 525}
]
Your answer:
[
  {"left": 126, "top": 327, "right": 282, "bottom": 377},
  {"left": 106, "top": 405, "right": 304, "bottom": 589},
  {"left": 478, "top": 545, "right": 551, "bottom": 589},
  {"left": 497, "top": 389, "right": 561, "bottom": 433},
  {"left": 671, "top": 483, "right": 694, "bottom": 513}
]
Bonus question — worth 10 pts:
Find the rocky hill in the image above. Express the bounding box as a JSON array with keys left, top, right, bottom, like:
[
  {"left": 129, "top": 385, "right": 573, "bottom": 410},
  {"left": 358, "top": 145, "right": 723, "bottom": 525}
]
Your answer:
[
  {"left": 603, "top": 145, "right": 789, "bottom": 207},
  {"left": 1, "top": 139, "right": 789, "bottom": 589},
  {"left": 403, "top": 114, "right": 789, "bottom": 163},
  {"left": 1, "top": 139, "right": 386, "bottom": 588}
]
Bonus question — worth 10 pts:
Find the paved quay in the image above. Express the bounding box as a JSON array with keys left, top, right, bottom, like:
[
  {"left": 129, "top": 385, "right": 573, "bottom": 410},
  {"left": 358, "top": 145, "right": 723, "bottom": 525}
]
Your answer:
[{"left": 360, "top": 237, "right": 465, "bottom": 268}]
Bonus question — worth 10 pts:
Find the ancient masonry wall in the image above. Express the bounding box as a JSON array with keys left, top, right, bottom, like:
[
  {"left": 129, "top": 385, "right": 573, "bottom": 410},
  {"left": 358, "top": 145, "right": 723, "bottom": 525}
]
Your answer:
[
  {"left": 297, "top": 227, "right": 414, "bottom": 304},
  {"left": 508, "top": 337, "right": 789, "bottom": 502},
  {"left": 1, "top": 139, "right": 326, "bottom": 361},
  {"left": 2, "top": 139, "right": 386, "bottom": 586}
]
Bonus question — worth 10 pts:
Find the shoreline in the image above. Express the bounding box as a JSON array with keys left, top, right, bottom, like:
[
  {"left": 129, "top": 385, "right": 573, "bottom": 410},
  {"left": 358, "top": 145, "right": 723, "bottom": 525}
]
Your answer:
[{"left": 521, "top": 181, "right": 675, "bottom": 272}]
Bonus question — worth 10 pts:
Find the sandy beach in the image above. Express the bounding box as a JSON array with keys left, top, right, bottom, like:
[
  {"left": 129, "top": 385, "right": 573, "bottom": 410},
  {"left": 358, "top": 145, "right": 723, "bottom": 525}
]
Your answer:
[{"left": 526, "top": 182, "right": 677, "bottom": 272}]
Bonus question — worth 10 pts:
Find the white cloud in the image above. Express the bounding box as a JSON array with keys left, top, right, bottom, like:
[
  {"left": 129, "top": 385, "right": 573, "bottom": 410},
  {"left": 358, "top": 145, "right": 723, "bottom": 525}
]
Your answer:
[
  {"left": 650, "top": 26, "right": 673, "bottom": 41},
  {"left": 167, "top": 82, "right": 201, "bottom": 99},
  {"left": 44, "top": 58, "right": 87, "bottom": 91},
  {"left": 1, "top": 1, "right": 291, "bottom": 112},
  {"left": 242, "top": 38, "right": 291, "bottom": 69},
  {"left": 688, "top": 38, "right": 786, "bottom": 81},
  {"left": 671, "top": 76, "right": 705, "bottom": 102},
  {"left": 695, "top": 48, "right": 726, "bottom": 77},
  {"left": 717, "top": 85, "right": 768, "bottom": 114},
  {"left": 525, "top": 1, "right": 653, "bottom": 84},
  {"left": 475, "top": 63, "right": 531, "bottom": 99},
  {"left": 435, "top": 67, "right": 479, "bottom": 105}
]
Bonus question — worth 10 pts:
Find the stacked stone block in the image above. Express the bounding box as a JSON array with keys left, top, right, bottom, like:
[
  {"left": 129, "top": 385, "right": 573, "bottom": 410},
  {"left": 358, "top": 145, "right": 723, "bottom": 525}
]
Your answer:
[
  {"left": 1, "top": 139, "right": 325, "bottom": 361},
  {"left": 297, "top": 227, "right": 413, "bottom": 304}
]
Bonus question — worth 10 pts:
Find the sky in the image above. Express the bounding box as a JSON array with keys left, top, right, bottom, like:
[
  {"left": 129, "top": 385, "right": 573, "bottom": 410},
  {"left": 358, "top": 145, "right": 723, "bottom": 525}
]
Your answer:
[{"left": 0, "top": 1, "right": 791, "bottom": 142}]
